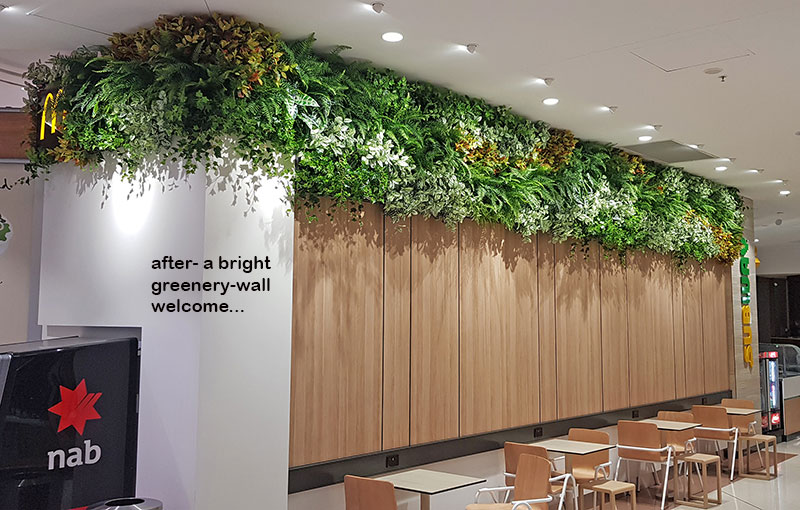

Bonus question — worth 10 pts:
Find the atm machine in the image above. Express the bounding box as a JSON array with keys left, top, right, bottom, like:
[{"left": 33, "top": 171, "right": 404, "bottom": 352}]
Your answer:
[{"left": 0, "top": 337, "right": 139, "bottom": 510}]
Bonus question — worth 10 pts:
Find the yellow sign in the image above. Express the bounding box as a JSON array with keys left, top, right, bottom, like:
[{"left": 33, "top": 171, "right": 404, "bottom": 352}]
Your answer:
[
  {"left": 740, "top": 238, "right": 753, "bottom": 368},
  {"left": 39, "top": 89, "right": 65, "bottom": 141}
]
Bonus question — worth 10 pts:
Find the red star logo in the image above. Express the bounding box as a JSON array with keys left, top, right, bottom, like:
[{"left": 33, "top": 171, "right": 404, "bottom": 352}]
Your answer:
[{"left": 48, "top": 379, "right": 102, "bottom": 435}]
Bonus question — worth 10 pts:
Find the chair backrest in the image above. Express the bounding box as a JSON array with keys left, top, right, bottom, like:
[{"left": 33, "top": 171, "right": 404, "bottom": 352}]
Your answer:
[
  {"left": 691, "top": 405, "right": 734, "bottom": 440},
  {"left": 568, "top": 428, "right": 609, "bottom": 477},
  {"left": 504, "top": 442, "right": 550, "bottom": 485},
  {"left": 344, "top": 475, "right": 398, "bottom": 510},
  {"left": 514, "top": 454, "right": 552, "bottom": 505},
  {"left": 657, "top": 410, "right": 696, "bottom": 450},
  {"left": 617, "top": 420, "right": 665, "bottom": 462},
  {"left": 721, "top": 399, "right": 760, "bottom": 433},
  {"left": 721, "top": 398, "right": 755, "bottom": 409}
]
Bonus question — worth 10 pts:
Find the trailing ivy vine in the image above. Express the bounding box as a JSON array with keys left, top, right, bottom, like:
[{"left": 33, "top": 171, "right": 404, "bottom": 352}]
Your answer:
[{"left": 22, "top": 13, "right": 744, "bottom": 264}]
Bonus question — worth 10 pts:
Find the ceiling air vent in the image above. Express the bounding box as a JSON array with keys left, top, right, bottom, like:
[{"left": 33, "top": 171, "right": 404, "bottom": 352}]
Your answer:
[{"left": 619, "top": 140, "right": 716, "bottom": 164}]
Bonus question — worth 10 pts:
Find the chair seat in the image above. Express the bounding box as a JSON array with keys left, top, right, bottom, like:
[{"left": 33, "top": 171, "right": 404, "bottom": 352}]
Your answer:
[
  {"left": 746, "top": 434, "right": 777, "bottom": 444},
  {"left": 586, "top": 480, "right": 636, "bottom": 495},
  {"left": 684, "top": 453, "right": 720, "bottom": 464}
]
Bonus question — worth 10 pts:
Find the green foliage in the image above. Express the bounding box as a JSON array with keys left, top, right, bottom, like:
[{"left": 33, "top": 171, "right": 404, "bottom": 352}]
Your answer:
[{"left": 21, "top": 13, "right": 745, "bottom": 264}]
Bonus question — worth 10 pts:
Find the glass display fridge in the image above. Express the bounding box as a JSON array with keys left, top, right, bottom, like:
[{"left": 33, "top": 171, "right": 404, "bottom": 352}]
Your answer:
[{"left": 760, "top": 342, "right": 800, "bottom": 438}]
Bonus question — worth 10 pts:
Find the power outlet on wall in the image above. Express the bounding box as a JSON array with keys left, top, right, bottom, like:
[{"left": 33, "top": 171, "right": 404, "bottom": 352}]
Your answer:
[
  {"left": 533, "top": 427, "right": 543, "bottom": 437},
  {"left": 632, "top": 410, "right": 640, "bottom": 418},
  {"left": 386, "top": 454, "right": 399, "bottom": 468}
]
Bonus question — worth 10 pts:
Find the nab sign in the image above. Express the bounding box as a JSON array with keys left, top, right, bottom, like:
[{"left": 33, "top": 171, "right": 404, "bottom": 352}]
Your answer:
[
  {"left": 0, "top": 337, "right": 139, "bottom": 510},
  {"left": 47, "top": 380, "right": 104, "bottom": 470}
]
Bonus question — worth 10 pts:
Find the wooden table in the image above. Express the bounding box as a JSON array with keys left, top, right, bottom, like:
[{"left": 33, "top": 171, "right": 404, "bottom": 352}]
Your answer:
[
  {"left": 375, "top": 469, "right": 486, "bottom": 510},
  {"left": 718, "top": 406, "right": 759, "bottom": 416},
  {"left": 531, "top": 438, "right": 615, "bottom": 456},
  {"left": 641, "top": 419, "right": 701, "bottom": 431}
]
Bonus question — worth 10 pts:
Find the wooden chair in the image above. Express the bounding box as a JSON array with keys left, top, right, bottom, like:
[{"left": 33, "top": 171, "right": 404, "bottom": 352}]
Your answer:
[
  {"left": 566, "top": 428, "right": 614, "bottom": 510},
  {"left": 468, "top": 454, "right": 554, "bottom": 510},
  {"left": 503, "top": 442, "right": 575, "bottom": 510},
  {"left": 615, "top": 420, "right": 676, "bottom": 510},
  {"left": 344, "top": 475, "right": 398, "bottom": 510},
  {"left": 692, "top": 405, "right": 741, "bottom": 481},
  {"left": 679, "top": 452, "right": 723, "bottom": 509},
  {"left": 721, "top": 399, "right": 777, "bottom": 480}
]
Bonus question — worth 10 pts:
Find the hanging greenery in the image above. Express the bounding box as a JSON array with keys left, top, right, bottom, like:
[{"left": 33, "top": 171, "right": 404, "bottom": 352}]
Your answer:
[{"left": 22, "top": 13, "right": 744, "bottom": 264}]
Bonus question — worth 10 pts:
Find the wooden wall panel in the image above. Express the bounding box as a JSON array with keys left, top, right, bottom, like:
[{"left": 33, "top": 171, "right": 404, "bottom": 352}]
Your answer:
[
  {"left": 537, "top": 235, "right": 558, "bottom": 422},
  {"left": 672, "top": 269, "right": 687, "bottom": 399},
  {"left": 460, "top": 222, "right": 539, "bottom": 435},
  {"left": 0, "top": 112, "right": 29, "bottom": 159},
  {"left": 289, "top": 203, "right": 384, "bottom": 467},
  {"left": 554, "top": 242, "right": 602, "bottom": 419},
  {"left": 627, "top": 252, "right": 676, "bottom": 406},
  {"left": 410, "top": 217, "right": 459, "bottom": 444},
  {"left": 600, "top": 253, "right": 629, "bottom": 411},
  {"left": 702, "top": 261, "right": 732, "bottom": 393},
  {"left": 383, "top": 217, "right": 411, "bottom": 449},
  {"left": 683, "top": 262, "right": 706, "bottom": 397}
]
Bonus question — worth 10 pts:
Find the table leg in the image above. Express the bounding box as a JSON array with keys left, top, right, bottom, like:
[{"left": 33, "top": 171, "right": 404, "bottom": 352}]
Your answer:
[{"left": 420, "top": 494, "right": 431, "bottom": 510}]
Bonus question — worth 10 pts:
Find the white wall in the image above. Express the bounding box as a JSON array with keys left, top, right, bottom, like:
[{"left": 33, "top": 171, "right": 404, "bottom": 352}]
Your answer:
[
  {"left": 37, "top": 163, "right": 294, "bottom": 509},
  {"left": 0, "top": 164, "right": 39, "bottom": 343},
  {"left": 757, "top": 243, "right": 800, "bottom": 276},
  {"left": 196, "top": 171, "right": 293, "bottom": 510}
]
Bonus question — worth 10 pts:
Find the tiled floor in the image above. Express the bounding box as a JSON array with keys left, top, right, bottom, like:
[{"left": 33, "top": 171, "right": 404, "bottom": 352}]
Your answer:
[{"left": 574, "top": 438, "right": 800, "bottom": 510}]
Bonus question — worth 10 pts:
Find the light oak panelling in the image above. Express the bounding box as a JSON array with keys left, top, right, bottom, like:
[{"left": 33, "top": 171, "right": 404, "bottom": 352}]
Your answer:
[
  {"left": 600, "top": 253, "right": 630, "bottom": 411},
  {"left": 627, "top": 252, "right": 676, "bottom": 406},
  {"left": 783, "top": 397, "right": 800, "bottom": 436},
  {"left": 460, "top": 222, "right": 539, "bottom": 435},
  {"left": 537, "top": 235, "right": 558, "bottom": 422},
  {"left": 0, "top": 112, "right": 29, "bottom": 159},
  {"left": 672, "top": 268, "right": 687, "bottom": 399},
  {"left": 383, "top": 217, "right": 411, "bottom": 449},
  {"left": 683, "top": 262, "right": 706, "bottom": 397},
  {"left": 289, "top": 203, "right": 384, "bottom": 467},
  {"left": 410, "top": 216, "right": 459, "bottom": 444},
  {"left": 554, "top": 242, "right": 602, "bottom": 419},
  {"left": 702, "top": 261, "right": 732, "bottom": 393}
]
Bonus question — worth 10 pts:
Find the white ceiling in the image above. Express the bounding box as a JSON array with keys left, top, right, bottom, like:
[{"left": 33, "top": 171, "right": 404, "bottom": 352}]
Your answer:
[{"left": 1, "top": 0, "right": 799, "bottom": 270}]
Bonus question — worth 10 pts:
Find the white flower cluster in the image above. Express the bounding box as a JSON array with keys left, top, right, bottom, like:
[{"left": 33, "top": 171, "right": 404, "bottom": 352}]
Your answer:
[{"left": 361, "top": 131, "right": 412, "bottom": 170}]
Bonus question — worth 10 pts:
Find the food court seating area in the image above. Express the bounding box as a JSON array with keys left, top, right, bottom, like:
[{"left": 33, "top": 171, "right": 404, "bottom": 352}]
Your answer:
[{"left": 343, "top": 400, "right": 780, "bottom": 510}]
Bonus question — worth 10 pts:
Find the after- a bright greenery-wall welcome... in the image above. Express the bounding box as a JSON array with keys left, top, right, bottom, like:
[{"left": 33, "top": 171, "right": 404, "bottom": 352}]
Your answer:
[{"left": 23, "top": 13, "right": 743, "bottom": 264}]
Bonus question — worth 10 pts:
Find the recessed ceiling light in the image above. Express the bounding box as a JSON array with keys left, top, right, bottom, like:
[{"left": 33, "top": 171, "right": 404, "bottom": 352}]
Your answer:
[
  {"left": 715, "top": 166, "right": 728, "bottom": 172},
  {"left": 382, "top": 32, "right": 403, "bottom": 42},
  {"left": 704, "top": 67, "right": 723, "bottom": 75},
  {"left": 645, "top": 124, "right": 662, "bottom": 131},
  {"left": 600, "top": 105, "right": 618, "bottom": 113},
  {"left": 754, "top": 238, "right": 760, "bottom": 243},
  {"left": 371, "top": 2, "right": 384, "bottom": 13},
  {"left": 745, "top": 169, "right": 763, "bottom": 173},
  {"left": 718, "top": 157, "right": 731, "bottom": 162},
  {"left": 638, "top": 135, "right": 653, "bottom": 142},
  {"left": 542, "top": 98, "right": 559, "bottom": 106},
  {"left": 780, "top": 190, "right": 791, "bottom": 196},
  {"left": 687, "top": 144, "right": 699, "bottom": 149}
]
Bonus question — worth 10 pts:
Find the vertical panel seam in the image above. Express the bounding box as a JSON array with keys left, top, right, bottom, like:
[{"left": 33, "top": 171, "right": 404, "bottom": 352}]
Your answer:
[
  {"left": 408, "top": 217, "right": 413, "bottom": 446},
  {"left": 599, "top": 248, "right": 605, "bottom": 411},
  {"left": 381, "top": 213, "right": 386, "bottom": 450},
  {"left": 457, "top": 223, "right": 461, "bottom": 438}
]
